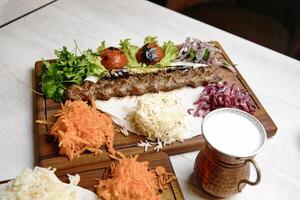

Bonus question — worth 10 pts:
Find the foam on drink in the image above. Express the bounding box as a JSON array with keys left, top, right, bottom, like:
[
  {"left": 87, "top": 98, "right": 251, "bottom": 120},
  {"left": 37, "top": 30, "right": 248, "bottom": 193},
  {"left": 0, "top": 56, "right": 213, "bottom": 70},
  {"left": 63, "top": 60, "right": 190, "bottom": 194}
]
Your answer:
[{"left": 202, "top": 108, "right": 266, "bottom": 157}]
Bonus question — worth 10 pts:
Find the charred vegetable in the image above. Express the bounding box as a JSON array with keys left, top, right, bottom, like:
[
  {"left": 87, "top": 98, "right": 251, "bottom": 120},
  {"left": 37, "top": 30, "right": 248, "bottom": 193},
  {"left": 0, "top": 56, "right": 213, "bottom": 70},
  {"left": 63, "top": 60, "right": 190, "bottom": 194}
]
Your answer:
[
  {"left": 119, "top": 36, "right": 178, "bottom": 68},
  {"left": 100, "top": 47, "right": 128, "bottom": 70},
  {"left": 136, "top": 43, "right": 164, "bottom": 65}
]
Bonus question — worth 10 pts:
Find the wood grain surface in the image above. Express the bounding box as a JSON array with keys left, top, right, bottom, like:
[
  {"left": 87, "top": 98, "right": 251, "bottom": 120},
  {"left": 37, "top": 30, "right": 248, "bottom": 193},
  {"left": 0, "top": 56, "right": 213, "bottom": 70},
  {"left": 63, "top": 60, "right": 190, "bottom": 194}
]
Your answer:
[
  {"left": 34, "top": 42, "right": 277, "bottom": 169},
  {"left": 0, "top": 152, "right": 184, "bottom": 200}
]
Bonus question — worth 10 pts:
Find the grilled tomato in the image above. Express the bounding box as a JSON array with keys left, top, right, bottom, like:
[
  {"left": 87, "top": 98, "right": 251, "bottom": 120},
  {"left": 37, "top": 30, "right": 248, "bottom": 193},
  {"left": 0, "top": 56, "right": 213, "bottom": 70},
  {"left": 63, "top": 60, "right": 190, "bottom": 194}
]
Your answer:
[
  {"left": 100, "top": 47, "right": 128, "bottom": 69},
  {"left": 136, "top": 43, "right": 164, "bottom": 65}
]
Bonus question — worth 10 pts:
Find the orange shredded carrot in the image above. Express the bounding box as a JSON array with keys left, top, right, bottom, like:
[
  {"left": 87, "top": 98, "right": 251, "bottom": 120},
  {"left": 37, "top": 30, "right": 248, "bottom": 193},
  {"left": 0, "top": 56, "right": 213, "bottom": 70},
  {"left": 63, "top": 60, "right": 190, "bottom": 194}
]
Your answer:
[
  {"left": 96, "top": 152, "right": 176, "bottom": 200},
  {"left": 50, "top": 100, "right": 115, "bottom": 160}
]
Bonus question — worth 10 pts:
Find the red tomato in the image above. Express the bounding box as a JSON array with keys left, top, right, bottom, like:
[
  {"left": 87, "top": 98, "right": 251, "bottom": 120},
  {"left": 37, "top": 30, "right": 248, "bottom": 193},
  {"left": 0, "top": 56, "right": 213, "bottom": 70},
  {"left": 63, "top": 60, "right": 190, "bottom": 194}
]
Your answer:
[
  {"left": 100, "top": 47, "right": 128, "bottom": 70},
  {"left": 136, "top": 43, "right": 164, "bottom": 65}
]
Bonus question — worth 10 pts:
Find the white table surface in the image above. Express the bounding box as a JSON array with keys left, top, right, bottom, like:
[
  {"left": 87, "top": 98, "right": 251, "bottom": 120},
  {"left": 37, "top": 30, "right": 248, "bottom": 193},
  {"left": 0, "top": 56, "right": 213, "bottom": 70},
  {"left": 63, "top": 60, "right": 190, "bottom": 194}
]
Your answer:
[
  {"left": 0, "top": 0, "right": 299, "bottom": 199},
  {"left": 0, "top": 0, "right": 54, "bottom": 26}
]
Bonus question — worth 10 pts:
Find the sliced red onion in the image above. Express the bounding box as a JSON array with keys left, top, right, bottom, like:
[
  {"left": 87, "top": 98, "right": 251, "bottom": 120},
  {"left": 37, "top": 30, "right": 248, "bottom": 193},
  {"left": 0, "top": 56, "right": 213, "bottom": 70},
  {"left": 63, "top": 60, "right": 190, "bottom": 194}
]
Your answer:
[
  {"left": 175, "top": 38, "right": 236, "bottom": 73},
  {"left": 190, "top": 82, "right": 256, "bottom": 117}
]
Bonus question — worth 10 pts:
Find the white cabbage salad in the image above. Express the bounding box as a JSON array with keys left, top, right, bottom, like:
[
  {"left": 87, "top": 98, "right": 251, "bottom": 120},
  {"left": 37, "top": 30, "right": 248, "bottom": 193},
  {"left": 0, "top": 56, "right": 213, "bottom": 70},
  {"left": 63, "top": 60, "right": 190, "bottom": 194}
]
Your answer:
[
  {"left": 96, "top": 86, "right": 204, "bottom": 151},
  {"left": 0, "top": 167, "right": 98, "bottom": 200},
  {"left": 132, "top": 93, "right": 186, "bottom": 143}
]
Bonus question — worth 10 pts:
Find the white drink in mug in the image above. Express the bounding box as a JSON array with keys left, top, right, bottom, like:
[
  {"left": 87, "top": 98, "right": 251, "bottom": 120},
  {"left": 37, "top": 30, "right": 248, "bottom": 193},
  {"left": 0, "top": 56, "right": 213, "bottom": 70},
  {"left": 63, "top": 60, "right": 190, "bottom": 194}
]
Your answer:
[
  {"left": 194, "top": 108, "right": 267, "bottom": 198},
  {"left": 202, "top": 108, "right": 266, "bottom": 157}
]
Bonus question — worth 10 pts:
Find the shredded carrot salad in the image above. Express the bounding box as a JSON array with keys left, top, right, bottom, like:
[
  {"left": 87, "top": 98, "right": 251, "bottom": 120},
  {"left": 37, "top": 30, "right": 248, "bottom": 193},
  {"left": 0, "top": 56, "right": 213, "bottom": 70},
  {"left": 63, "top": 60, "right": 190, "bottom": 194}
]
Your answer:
[
  {"left": 96, "top": 152, "right": 176, "bottom": 200},
  {"left": 50, "top": 100, "right": 115, "bottom": 160}
]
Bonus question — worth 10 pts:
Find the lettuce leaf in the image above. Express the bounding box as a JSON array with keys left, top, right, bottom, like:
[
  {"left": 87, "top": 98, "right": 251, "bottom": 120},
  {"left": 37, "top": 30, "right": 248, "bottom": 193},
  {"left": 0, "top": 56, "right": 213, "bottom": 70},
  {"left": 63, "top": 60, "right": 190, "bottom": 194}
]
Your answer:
[
  {"left": 96, "top": 41, "right": 106, "bottom": 54},
  {"left": 158, "top": 41, "right": 179, "bottom": 67},
  {"left": 144, "top": 36, "right": 158, "bottom": 44},
  {"left": 82, "top": 49, "right": 107, "bottom": 77},
  {"left": 119, "top": 39, "right": 141, "bottom": 68},
  {"left": 120, "top": 37, "right": 178, "bottom": 68}
]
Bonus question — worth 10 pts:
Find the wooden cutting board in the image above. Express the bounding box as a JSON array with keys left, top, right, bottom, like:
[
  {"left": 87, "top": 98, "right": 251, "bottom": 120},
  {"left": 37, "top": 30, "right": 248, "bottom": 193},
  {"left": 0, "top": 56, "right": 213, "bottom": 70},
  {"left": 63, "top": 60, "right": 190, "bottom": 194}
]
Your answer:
[
  {"left": 34, "top": 42, "right": 277, "bottom": 169},
  {"left": 57, "top": 152, "right": 184, "bottom": 200},
  {"left": 0, "top": 152, "right": 184, "bottom": 200}
]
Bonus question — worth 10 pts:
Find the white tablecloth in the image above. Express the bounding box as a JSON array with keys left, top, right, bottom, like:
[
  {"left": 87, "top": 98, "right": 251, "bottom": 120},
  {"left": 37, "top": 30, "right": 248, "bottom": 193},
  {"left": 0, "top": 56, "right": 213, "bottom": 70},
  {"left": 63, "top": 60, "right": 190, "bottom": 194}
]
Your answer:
[{"left": 0, "top": 0, "right": 299, "bottom": 199}]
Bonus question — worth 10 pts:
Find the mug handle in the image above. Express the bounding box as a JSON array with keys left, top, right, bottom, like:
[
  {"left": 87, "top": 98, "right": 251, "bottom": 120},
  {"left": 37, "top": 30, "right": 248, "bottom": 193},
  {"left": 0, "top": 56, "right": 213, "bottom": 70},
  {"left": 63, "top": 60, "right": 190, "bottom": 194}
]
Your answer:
[{"left": 238, "top": 159, "right": 261, "bottom": 192}]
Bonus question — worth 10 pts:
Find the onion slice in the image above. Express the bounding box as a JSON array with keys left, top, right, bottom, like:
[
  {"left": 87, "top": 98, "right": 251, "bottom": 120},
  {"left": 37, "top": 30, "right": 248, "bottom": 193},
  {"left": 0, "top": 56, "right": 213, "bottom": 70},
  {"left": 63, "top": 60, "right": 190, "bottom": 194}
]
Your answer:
[{"left": 190, "top": 82, "right": 256, "bottom": 117}]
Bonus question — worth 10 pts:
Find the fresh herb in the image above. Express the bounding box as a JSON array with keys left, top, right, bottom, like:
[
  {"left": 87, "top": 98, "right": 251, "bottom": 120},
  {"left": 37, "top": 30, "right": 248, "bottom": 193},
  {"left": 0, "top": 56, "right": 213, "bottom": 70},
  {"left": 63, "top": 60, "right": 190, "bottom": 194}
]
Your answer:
[
  {"left": 188, "top": 49, "right": 196, "bottom": 61},
  {"left": 203, "top": 48, "right": 210, "bottom": 61},
  {"left": 41, "top": 44, "right": 107, "bottom": 102}
]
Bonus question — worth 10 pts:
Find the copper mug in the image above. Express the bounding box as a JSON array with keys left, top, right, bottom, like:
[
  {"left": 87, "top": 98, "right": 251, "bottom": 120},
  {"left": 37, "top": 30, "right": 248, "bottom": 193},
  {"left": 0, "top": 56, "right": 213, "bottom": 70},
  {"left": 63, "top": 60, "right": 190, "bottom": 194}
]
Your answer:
[{"left": 194, "top": 108, "right": 266, "bottom": 198}]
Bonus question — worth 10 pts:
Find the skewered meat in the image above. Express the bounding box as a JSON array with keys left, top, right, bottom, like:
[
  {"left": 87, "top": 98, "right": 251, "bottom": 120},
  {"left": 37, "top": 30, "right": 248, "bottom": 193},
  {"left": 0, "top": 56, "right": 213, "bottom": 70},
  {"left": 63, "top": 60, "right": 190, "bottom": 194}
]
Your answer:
[{"left": 66, "top": 65, "right": 222, "bottom": 101}]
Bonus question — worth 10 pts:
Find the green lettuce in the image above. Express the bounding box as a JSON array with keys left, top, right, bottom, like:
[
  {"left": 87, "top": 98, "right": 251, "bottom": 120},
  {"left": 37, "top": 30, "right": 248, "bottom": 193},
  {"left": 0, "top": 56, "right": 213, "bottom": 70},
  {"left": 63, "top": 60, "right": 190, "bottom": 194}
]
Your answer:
[
  {"left": 119, "top": 39, "right": 141, "bottom": 68},
  {"left": 96, "top": 41, "right": 106, "bottom": 54},
  {"left": 157, "top": 41, "right": 179, "bottom": 67},
  {"left": 81, "top": 49, "right": 107, "bottom": 77},
  {"left": 144, "top": 36, "right": 158, "bottom": 44}
]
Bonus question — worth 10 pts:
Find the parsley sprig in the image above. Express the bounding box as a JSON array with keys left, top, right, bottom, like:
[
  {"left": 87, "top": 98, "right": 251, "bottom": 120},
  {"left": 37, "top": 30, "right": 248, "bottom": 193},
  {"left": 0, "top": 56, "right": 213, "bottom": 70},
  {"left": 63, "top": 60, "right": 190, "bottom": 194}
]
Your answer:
[{"left": 41, "top": 42, "right": 107, "bottom": 102}]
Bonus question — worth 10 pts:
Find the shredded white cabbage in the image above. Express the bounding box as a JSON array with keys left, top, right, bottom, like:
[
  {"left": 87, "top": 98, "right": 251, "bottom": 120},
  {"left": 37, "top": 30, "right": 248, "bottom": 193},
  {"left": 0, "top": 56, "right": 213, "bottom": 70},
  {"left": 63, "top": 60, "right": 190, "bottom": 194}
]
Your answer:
[
  {"left": 132, "top": 93, "right": 186, "bottom": 143},
  {"left": 96, "top": 86, "right": 205, "bottom": 151},
  {"left": 0, "top": 167, "right": 86, "bottom": 200}
]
